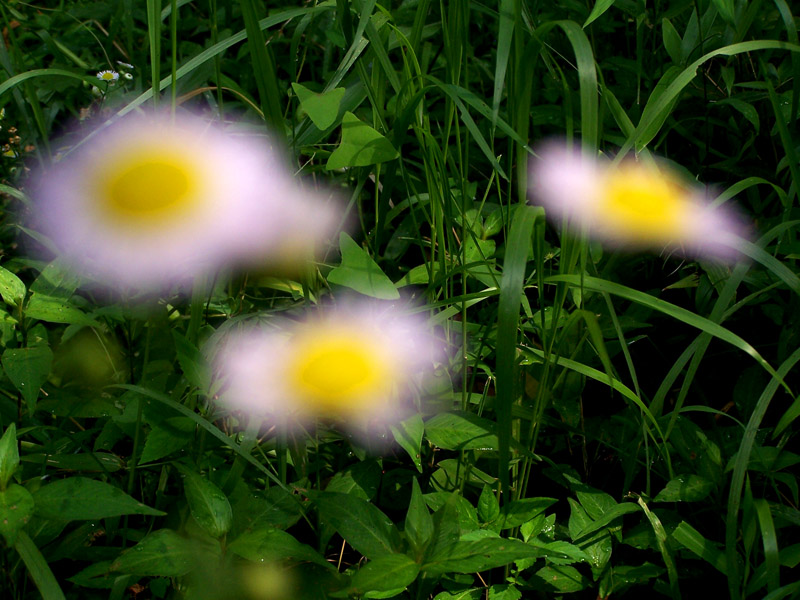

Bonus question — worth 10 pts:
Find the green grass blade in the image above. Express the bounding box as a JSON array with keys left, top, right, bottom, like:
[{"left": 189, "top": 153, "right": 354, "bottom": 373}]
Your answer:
[
  {"left": 114, "top": 384, "right": 286, "bottom": 490},
  {"left": 239, "top": 0, "right": 285, "bottom": 135},
  {"left": 755, "top": 499, "right": 781, "bottom": 593},
  {"left": 13, "top": 531, "right": 66, "bottom": 600},
  {"left": 725, "top": 347, "right": 800, "bottom": 598},
  {"left": 496, "top": 205, "right": 538, "bottom": 500},
  {"left": 546, "top": 274, "right": 791, "bottom": 396},
  {"left": 618, "top": 40, "right": 800, "bottom": 157},
  {"left": 147, "top": 0, "right": 162, "bottom": 109},
  {"left": 672, "top": 521, "right": 728, "bottom": 575}
]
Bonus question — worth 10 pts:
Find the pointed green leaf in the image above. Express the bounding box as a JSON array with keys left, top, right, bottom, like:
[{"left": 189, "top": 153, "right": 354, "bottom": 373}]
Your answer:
[
  {"left": 228, "top": 526, "right": 333, "bottom": 569},
  {"left": 390, "top": 413, "right": 424, "bottom": 472},
  {"left": 534, "top": 564, "right": 590, "bottom": 593},
  {"left": 405, "top": 478, "right": 434, "bottom": 553},
  {"left": 327, "top": 232, "right": 400, "bottom": 299},
  {"left": 654, "top": 474, "right": 714, "bottom": 503},
  {"left": 139, "top": 417, "right": 195, "bottom": 464},
  {"left": 0, "top": 483, "right": 34, "bottom": 544},
  {"left": 33, "top": 477, "right": 165, "bottom": 520},
  {"left": 111, "top": 529, "right": 195, "bottom": 576},
  {"left": 583, "top": 0, "right": 616, "bottom": 28},
  {"left": 313, "top": 491, "right": 401, "bottom": 560},
  {"left": 350, "top": 553, "right": 420, "bottom": 595},
  {"left": 2, "top": 345, "right": 53, "bottom": 413},
  {"left": 292, "top": 82, "right": 345, "bottom": 130},
  {"left": 425, "top": 411, "right": 498, "bottom": 450},
  {"left": 326, "top": 112, "right": 398, "bottom": 169},
  {"left": 422, "top": 538, "right": 540, "bottom": 575},
  {"left": 478, "top": 485, "right": 500, "bottom": 524},
  {"left": 179, "top": 468, "right": 232, "bottom": 538},
  {"left": 0, "top": 423, "right": 19, "bottom": 490},
  {"left": 0, "top": 265, "right": 25, "bottom": 306}
]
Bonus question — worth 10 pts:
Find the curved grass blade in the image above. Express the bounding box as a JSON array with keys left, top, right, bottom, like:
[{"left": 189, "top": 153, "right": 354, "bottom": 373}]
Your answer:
[
  {"left": 113, "top": 384, "right": 286, "bottom": 490},
  {"left": 754, "top": 499, "right": 780, "bottom": 593},
  {"left": 725, "top": 347, "right": 800, "bottom": 598},
  {"left": 0, "top": 68, "right": 98, "bottom": 99},
  {"left": 546, "top": 274, "right": 791, "bottom": 396},
  {"left": 14, "top": 531, "right": 66, "bottom": 600},
  {"left": 496, "top": 205, "right": 539, "bottom": 499},
  {"left": 618, "top": 40, "right": 800, "bottom": 156}
]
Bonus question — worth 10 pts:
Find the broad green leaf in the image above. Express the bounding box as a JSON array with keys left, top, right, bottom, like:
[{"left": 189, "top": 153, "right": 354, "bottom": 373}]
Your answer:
[
  {"left": 33, "top": 477, "right": 164, "bottom": 520},
  {"left": 654, "top": 474, "right": 714, "bottom": 502},
  {"left": 23, "top": 452, "right": 123, "bottom": 472},
  {"left": 179, "top": 468, "right": 232, "bottom": 538},
  {"left": 499, "top": 498, "right": 557, "bottom": 529},
  {"left": 173, "top": 332, "right": 211, "bottom": 391},
  {"left": 37, "top": 394, "right": 120, "bottom": 418},
  {"left": 534, "top": 564, "right": 590, "bottom": 593},
  {"left": 711, "top": 0, "right": 735, "bottom": 23},
  {"left": 0, "top": 265, "right": 25, "bottom": 306},
  {"left": 567, "top": 499, "right": 612, "bottom": 571},
  {"left": 25, "top": 293, "right": 97, "bottom": 326},
  {"left": 564, "top": 474, "right": 618, "bottom": 520},
  {"left": 583, "top": 0, "right": 615, "bottom": 28},
  {"left": 292, "top": 82, "right": 345, "bottom": 130},
  {"left": 139, "top": 417, "right": 195, "bottom": 464},
  {"left": 422, "top": 538, "right": 540, "bottom": 575},
  {"left": 350, "top": 554, "right": 420, "bottom": 595},
  {"left": 326, "top": 112, "right": 398, "bottom": 169},
  {"left": 0, "top": 423, "right": 19, "bottom": 490},
  {"left": 478, "top": 485, "right": 500, "bottom": 524},
  {"left": 2, "top": 345, "right": 53, "bottom": 413},
  {"left": 662, "top": 18, "right": 683, "bottom": 63},
  {"left": 313, "top": 491, "right": 401, "bottom": 560},
  {"left": 0, "top": 483, "right": 34, "bottom": 544},
  {"left": 405, "top": 478, "right": 434, "bottom": 553},
  {"left": 67, "top": 561, "right": 120, "bottom": 589},
  {"left": 530, "top": 540, "right": 590, "bottom": 565},
  {"left": 325, "top": 459, "right": 381, "bottom": 500},
  {"left": 672, "top": 521, "right": 727, "bottom": 574},
  {"left": 111, "top": 529, "right": 195, "bottom": 576},
  {"left": 327, "top": 232, "right": 399, "bottom": 299},
  {"left": 390, "top": 413, "right": 424, "bottom": 472},
  {"left": 572, "top": 503, "right": 641, "bottom": 540},
  {"left": 489, "top": 584, "right": 521, "bottom": 600},
  {"left": 433, "top": 591, "right": 482, "bottom": 600},
  {"left": 228, "top": 526, "right": 332, "bottom": 569},
  {"left": 425, "top": 411, "right": 498, "bottom": 450}
]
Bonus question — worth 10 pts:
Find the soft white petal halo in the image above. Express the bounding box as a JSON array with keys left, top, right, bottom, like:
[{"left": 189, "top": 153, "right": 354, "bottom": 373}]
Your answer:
[
  {"left": 211, "top": 302, "right": 443, "bottom": 433},
  {"left": 31, "top": 111, "right": 338, "bottom": 292},
  {"left": 527, "top": 141, "right": 748, "bottom": 261}
]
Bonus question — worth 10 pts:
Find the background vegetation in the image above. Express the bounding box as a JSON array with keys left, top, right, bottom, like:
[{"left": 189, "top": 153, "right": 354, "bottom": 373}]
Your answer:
[{"left": 1, "top": 0, "right": 799, "bottom": 598}]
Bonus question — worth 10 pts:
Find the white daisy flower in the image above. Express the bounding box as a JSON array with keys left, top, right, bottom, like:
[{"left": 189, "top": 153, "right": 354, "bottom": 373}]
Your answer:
[
  {"left": 528, "top": 141, "right": 747, "bottom": 261},
  {"left": 31, "top": 111, "right": 338, "bottom": 292},
  {"left": 96, "top": 70, "right": 119, "bottom": 83},
  {"left": 212, "top": 302, "right": 442, "bottom": 432}
]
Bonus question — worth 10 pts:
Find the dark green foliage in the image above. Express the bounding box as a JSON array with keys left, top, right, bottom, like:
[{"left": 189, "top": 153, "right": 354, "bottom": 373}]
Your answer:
[{"left": 1, "top": 0, "right": 799, "bottom": 598}]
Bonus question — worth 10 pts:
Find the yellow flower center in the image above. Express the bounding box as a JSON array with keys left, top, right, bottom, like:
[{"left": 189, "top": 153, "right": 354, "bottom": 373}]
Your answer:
[
  {"left": 94, "top": 148, "right": 201, "bottom": 227},
  {"left": 599, "top": 164, "right": 690, "bottom": 242},
  {"left": 288, "top": 328, "right": 394, "bottom": 417}
]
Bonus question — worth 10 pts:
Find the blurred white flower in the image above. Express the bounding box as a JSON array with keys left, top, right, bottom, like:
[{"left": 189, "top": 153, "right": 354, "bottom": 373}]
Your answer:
[
  {"left": 32, "top": 111, "right": 337, "bottom": 292},
  {"left": 528, "top": 142, "right": 747, "bottom": 260},
  {"left": 213, "top": 302, "right": 441, "bottom": 431}
]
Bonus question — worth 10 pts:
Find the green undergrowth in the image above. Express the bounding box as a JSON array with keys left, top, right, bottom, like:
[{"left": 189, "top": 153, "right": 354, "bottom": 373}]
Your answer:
[{"left": 1, "top": 0, "right": 799, "bottom": 599}]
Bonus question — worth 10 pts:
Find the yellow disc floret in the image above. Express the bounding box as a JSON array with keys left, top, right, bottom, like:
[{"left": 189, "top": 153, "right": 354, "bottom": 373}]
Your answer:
[
  {"left": 598, "top": 163, "right": 692, "bottom": 244},
  {"left": 287, "top": 327, "right": 394, "bottom": 418},
  {"left": 93, "top": 147, "right": 202, "bottom": 227}
]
